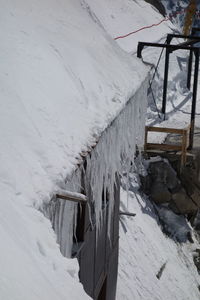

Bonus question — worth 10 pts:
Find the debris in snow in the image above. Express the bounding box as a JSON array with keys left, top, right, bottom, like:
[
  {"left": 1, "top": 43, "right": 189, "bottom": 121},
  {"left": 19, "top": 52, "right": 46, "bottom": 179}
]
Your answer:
[
  {"left": 119, "top": 211, "right": 136, "bottom": 217},
  {"left": 156, "top": 261, "right": 167, "bottom": 280}
]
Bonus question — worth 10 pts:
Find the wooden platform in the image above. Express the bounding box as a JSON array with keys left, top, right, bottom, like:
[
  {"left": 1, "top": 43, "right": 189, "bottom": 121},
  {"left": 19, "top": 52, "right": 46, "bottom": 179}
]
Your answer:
[{"left": 144, "top": 125, "right": 191, "bottom": 169}]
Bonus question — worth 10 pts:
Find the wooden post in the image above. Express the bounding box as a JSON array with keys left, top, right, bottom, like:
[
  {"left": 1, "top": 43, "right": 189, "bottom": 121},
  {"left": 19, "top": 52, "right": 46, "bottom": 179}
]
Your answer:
[
  {"left": 189, "top": 49, "right": 199, "bottom": 149},
  {"left": 144, "top": 127, "right": 148, "bottom": 151},
  {"left": 162, "top": 49, "right": 170, "bottom": 117},
  {"left": 181, "top": 130, "right": 187, "bottom": 171}
]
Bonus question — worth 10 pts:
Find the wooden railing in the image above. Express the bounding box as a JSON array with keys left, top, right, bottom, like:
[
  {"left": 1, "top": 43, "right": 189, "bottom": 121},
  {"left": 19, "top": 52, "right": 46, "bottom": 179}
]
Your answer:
[{"left": 144, "top": 125, "right": 191, "bottom": 169}]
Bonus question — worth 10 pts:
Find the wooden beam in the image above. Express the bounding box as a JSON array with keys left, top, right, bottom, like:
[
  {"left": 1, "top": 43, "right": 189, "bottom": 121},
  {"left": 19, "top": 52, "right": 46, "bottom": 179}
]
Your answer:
[
  {"left": 146, "top": 143, "right": 182, "bottom": 151},
  {"left": 146, "top": 126, "right": 188, "bottom": 135},
  {"left": 144, "top": 125, "right": 191, "bottom": 171},
  {"left": 56, "top": 189, "right": 87, "bottom": 204},
  {"left": 119, "top": 211, "right": 136, "bottom": 217}
]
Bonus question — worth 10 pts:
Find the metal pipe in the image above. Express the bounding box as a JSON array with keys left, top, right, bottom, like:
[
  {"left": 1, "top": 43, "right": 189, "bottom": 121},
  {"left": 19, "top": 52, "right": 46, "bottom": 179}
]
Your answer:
[
  {"left": 162, "top": 49, "right": 170, "bottom": 116},
  {"left": 187, "top": 50, "right": 193, "bottom": 90},
  {"left": 189, "top": 49, "right": 199, "bottom": 149},
  {"left": 137, "top": 42, "right": 199, "bottom": 58},
  {"left": 167, "top": 33, "right": 200, "bottom": 41}
]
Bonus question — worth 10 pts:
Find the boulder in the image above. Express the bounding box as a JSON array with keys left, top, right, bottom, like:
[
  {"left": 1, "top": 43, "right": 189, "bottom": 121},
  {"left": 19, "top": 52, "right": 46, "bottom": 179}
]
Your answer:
[
  {"left": 180, "top": 167, "right": 200, "bottom": 207},
  {"left": 172, "top": 188, "right": 198, "bottom": 214},
  {"left": 148, "top": 160, "right": 180, "bottom": 193},
  {"left": 150, "top": 181, "right": 171, "bottom": 204}
]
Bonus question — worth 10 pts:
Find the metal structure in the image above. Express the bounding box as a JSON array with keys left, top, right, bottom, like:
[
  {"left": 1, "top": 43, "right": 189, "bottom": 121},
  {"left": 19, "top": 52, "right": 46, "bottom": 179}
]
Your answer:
[{"left": 137, "top": 29, "right": 200, "bottom": 149}]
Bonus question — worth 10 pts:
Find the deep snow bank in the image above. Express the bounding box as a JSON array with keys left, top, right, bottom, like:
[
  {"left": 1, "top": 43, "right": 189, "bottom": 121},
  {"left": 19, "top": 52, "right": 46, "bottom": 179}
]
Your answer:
[
  {"left": 0, "top": 0, "right": 176, "bottom": 299},
  {"left": 0, "top": 0, "right": 149, "bottom": 299},
  {"left": 0, "top": 0, "right": 147, "bottom": 210}
]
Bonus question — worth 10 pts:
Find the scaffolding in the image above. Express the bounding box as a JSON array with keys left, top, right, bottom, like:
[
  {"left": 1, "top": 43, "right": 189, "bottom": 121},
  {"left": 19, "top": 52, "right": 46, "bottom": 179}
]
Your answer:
[{"left": 137, "top": 28, "right": 200, "bottom": 150}]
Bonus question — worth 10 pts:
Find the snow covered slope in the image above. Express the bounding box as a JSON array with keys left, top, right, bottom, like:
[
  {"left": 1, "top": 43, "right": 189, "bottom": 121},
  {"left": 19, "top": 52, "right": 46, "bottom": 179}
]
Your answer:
[
  {"left": 85, "top": 0, "right": 174, "bottom": 52},
  {"left": 0, "top": 0, "right": 176, "bottom": 299},
  {"left": 117, "top": 182, "right": 200, "bottom": 300}
]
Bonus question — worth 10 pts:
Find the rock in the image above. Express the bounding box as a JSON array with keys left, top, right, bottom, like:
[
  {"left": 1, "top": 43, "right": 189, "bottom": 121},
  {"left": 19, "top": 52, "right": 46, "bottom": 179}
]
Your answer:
[
  {"left": 190, "top": 189, "right": 200, "bottom": 207},
  {"left": 172, "top": 188, "right": 198, "bottom": 214},
  {"left": 193, "top": 249, "right": 200, "bottom": 273},
  {"left": 187, "top": 231, "right": 194, "bottom": 243},
  {"left": 139, "top": 174, "right": 152, "bottom": 195},
  {"left": 180, "top": 167, "right": 200, "bottom": 207},
  {"left": 156, "top": 204, "right": 192, "bottom": 242},
  {"left": 148, "top": 160, "right": 180, "bottom": 193},
  {"left": 150, "top": 181, "right": 171, "bottom": 204},
  {"left": 168, "top": 201, "right": 180, "bottom": 214},
  {"left": 192, "top": 211, "right": 200, "bottom": 232}
]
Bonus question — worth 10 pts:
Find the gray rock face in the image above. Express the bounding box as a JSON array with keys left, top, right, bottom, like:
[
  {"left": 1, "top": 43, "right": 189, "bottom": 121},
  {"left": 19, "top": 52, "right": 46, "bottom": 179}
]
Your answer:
[
  {"left": 147, "top": 159, "right": 180, "bottom": 207},
  {"left": 139, "top": 157, "right": 200, "bottom": 243},
  {"left": 141, "top": 158, "right": 199, "bottom": 215},
  {"left": 172, "top": 188, "right": 197, "bottom": 214},
  {"left": 180, "top": 166, "right": 200, "bottom": 207},
  {"left": 151, "top": 181, "right": 171, "bottom": 204},
  {"left": 155, "top": 205, "right": 191, "bottom": 242},
  {"left": 193, "top": 249, "right": 200, "bottom": 273},
  {"left": 148, "top": 160, "right": 181, "bottom": 193}
]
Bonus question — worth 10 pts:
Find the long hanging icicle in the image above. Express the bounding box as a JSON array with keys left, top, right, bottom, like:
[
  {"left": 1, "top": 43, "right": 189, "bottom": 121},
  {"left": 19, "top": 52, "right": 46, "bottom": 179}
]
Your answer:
[{"left": 46, "top": 76, "right": 148, "bottom": 257}]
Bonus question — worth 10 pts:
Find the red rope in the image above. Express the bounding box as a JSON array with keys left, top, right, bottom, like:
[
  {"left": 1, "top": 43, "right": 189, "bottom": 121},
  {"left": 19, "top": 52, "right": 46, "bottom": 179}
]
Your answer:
[
  {"left": 114, "top": 8, "right": 200, "bottom": 41},
  {"left": 114, "top": 17, "right": 169, "bottom": 40}
]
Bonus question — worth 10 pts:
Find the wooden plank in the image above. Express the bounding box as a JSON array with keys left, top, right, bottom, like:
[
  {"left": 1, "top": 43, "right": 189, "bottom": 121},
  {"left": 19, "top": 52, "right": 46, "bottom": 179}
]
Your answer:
[
  {"left": 146, "top": 143, "right": 182, "bottom": 151},
  {"left": 181, "top": 131, "right": 187, "bottom": 168},
  {"left": 186, "top": 125, "right": 191, "bottom": 149},
  {"left": 146, "top": 126, "right": 186, "bottom": 134},
  {"left": 119, "top": 211, "right": 136, "bottom": 217},
  {"left": 144, "top": 125, "right": 191, "bottom": 170},
  {"left": 56, "top": 189, "right": 87, "bottom": 203},
  {"left": 144, "top": 127, "right": 148, "bottom": 151}
]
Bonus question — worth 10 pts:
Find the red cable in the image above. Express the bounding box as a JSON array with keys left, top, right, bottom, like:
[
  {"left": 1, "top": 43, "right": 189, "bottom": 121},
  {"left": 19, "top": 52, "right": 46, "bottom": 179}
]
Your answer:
[
  {"left": 114, "top": 8, "right": 197, "bottom": 41},
  {"left": 114, "top": 17, "right": 169, "bottom": 40}
]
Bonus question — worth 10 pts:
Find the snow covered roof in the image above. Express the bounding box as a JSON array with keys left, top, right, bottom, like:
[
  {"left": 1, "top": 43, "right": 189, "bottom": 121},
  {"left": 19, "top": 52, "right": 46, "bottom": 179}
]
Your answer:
[
  {"left": 0, "top": 0, "right": 174, "bottom": 299},
  {"left": 1, "top": 0, "right": 149, "bottom": 207}
]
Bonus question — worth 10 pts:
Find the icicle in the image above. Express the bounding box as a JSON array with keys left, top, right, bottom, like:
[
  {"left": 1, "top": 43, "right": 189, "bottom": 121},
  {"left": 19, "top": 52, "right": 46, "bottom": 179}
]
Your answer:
[
  {"left": 84, "top": 76, "right": 148, "bottom": 239},
  {"left": 46, "top": 76, "right": 148, "bottom": 256}
]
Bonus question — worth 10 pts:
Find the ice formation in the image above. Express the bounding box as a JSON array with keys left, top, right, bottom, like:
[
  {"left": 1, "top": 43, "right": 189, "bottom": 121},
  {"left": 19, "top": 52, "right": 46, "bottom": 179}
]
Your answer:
[
  {"left": 46, "top": 76, "right": 148, "bottom": 257},
  {"left": 85, "top": 78, "right": 148, "bottom": 235}
]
